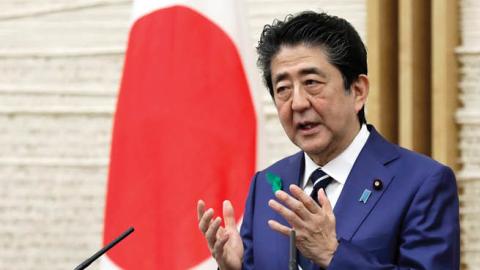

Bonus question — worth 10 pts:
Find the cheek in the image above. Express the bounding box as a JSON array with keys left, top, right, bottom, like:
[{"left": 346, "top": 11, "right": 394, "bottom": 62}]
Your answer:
[
  {"left": 310, "top": 97, "right": 327, "bottom": 113},
  {"left": 334, "top": 94, "right": 357, "bottom": 115},
  {"left": 276, "top": 103, "right": 293, "bottom": 124},
  {"left": 314, "top": 100, "right": 339, "bottom": 122}
]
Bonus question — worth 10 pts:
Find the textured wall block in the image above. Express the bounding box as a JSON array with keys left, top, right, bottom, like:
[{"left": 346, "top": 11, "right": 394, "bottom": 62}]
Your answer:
[
  {"left": 0, "top": 1, "right": 130, "bottom": 269},
  {"left": 0, "top": 55, "right": 124, "bottom": 90},
  {"left": 457, "top": 1, "right": 480, "bottom": 268},
  {"left": 0, "top": 165, "right": 108, "bottom": 270},
  {"left": 0, "top": 114, "right": 113, "bottom": 160}
]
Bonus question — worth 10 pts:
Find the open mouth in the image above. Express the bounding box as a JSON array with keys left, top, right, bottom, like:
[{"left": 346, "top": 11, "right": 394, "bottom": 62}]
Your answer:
[{"left": 298, "top": 121, "right": 319, "bottom": 131}]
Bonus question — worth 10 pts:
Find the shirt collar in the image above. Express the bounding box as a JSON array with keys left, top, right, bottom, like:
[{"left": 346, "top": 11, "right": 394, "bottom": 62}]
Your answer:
[{"left": 303, "top": 124, "right": 370, "bottom": 187}]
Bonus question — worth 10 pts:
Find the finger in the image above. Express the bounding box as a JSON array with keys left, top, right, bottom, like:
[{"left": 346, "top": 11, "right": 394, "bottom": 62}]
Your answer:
[
  {"left": 205, "top": 217, "right": 222, "bottom": 247},
  {"left": 198, "top": 208, "right": 214, "bottom": 234},
  {"left": 318, "top": 189, "right": 333, "bottom": 213},
  {"left": 216, "top": 225, "right": 225, "bottom": 239},
  {"left": 267, "top": 219, "right": 291, "bottom": 236},
  {"left": 223, "top": 200, "right": 236, "bottom": 229},
  {"left": 275, "top": 189, "right": 311, "bottom": 220},
  {"left": 289, "top": 184, "right": 319, "bottom": 214},
  {"left": 213, "top": 232, "right": 229, "bottom": 259},
  {"left": 197, "top": 200, "right": 206, "bottom": 221},
  {"left": 268, "top": 199, "right": 303, "bottom": 227}
]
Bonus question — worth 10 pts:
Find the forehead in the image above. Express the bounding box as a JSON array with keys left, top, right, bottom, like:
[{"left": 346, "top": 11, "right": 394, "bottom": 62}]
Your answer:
[{"left": 270, "top": 44, "right": 336, "bottom": 80}]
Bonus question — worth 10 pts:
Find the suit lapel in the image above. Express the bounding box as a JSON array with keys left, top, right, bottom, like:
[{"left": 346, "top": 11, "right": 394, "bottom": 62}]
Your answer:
[
  {"left": 267, "top": 151, "right": 304, "bottom": 196},
  {"left": 333, "top": 126, "right": 399, "bottom": 241},
  {"left": 287, "top": 152, "right": 305, "bottom": 189},
  {"left": 263, "top": 151, "right": 304, "bottom": 269}
]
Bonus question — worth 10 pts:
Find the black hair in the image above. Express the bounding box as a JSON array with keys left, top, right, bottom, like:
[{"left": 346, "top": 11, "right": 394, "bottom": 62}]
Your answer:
[{"left": 257, "top": 11, "right": 367, "bottom": 123}]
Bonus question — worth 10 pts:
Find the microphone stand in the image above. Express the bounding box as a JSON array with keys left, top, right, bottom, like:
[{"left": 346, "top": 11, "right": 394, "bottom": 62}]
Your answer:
[
  {"left": 74, "top": 227, "right": 134, "bottom": 270},
  {"left": 289, "top": 229, "right": 298, "bottom": 270}
]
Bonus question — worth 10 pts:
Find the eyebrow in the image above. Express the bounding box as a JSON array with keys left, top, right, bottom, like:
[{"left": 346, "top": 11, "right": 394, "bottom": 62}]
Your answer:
[
  {"left": 299, "top": 67, "right": 327, "bottom": 78},
  {"left": 272, "top": 67, "right": 327, "bottom": 85},
  {"left": 273, "top": 72, "right": 289, "bottom": 85}
]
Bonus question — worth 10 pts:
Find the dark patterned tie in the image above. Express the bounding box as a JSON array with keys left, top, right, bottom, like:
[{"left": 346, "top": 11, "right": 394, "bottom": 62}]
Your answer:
[
  {"left": 309, "top": 168, "right": 333, "bottom": 205},
  {"left": 298, "top": 169, "right": 333, "bottom": 270}
]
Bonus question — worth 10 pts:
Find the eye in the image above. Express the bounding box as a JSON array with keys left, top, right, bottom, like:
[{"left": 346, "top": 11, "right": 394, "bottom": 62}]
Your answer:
[
  {"left": 275, "top": 82, "right": 291, "bottom": 94},
  {"left": 305, "top": 79, "right": 320, "bottom": 86},
  {"left": 276, "top": 86, "right": 286, "bottom": 93},
  {"left": 274, "top": 83, "right": 292, "bottom": 101}
]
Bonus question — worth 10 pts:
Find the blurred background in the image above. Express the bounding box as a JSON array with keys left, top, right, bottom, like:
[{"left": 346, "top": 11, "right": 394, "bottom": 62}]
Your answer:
[{"left": 0, "top": 0, "right": 477, "bottom": 269}]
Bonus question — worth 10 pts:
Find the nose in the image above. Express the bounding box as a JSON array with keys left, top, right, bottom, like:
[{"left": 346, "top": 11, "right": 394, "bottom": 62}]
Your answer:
[{"left": 291, "top": 86, "right": 310, "bottom": 112}]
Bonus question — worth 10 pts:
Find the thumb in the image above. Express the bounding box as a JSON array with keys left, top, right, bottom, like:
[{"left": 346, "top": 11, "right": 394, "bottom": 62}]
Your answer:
[{"left": 223, "top": 200, "right": 237, "bottom": 229}]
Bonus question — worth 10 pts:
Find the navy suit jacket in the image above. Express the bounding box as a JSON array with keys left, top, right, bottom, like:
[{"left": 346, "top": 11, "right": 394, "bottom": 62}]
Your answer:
[{"left": 240, "top": 125, "right": 460, "bottom": 269}]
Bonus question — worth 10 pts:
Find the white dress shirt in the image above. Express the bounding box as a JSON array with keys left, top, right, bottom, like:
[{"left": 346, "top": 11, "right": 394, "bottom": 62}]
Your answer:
[{"left": 301, "top": 124, "right": 370, "bottom": 208}]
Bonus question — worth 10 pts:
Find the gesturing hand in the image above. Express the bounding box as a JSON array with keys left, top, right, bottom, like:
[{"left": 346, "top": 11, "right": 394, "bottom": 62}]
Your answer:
[
  {"left": 197, "top": 200, "right": 243, "bottom": 270},
  {"left": 267, "top": 184, "right": 338, "bottom": 268}
]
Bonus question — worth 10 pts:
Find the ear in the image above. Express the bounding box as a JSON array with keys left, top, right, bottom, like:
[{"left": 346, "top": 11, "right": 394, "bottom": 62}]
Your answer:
[{"left": 350, "top": 74, "right": 369, "bottom": 114}]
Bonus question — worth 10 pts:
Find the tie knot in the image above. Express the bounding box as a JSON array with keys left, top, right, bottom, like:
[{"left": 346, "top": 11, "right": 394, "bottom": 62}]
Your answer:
[{"left": 309, "top": 168, "right": 328, "bottom": 183}]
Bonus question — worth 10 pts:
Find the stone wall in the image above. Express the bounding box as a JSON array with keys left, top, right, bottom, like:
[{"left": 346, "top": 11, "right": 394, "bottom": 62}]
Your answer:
[
  {"left": 457, "top": 1, "right": 480, "bottom": 268},
  {"left": 0, "top": 1, "right": 129, "bottom": 269},
  {"left": 0, "top": 1, "right": 365, "bottom": 269}
]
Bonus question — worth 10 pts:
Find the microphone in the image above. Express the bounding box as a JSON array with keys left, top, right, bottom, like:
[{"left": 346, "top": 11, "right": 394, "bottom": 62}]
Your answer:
[
  {"left": 74, "top": 227, "right": 135, "bottom": 270},
  {"left": 289, "top": 229, "right": 298, "bottom": 270}
]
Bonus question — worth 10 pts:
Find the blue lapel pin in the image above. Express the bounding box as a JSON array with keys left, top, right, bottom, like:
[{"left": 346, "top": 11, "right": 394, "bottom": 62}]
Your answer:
[{"left": 359, "top": 189, "right": 372, "bottom": 204}]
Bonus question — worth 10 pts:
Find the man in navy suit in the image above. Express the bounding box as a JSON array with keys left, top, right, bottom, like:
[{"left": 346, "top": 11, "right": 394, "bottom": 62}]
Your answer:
[{"left": 197, "top": 11, "right": 460, "bottom": 269}]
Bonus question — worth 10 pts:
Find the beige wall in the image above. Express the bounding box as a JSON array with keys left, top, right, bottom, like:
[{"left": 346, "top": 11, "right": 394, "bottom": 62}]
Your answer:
[
  {"left": 0, "top": 1, "right": 129, "bottom": 269},
  {"left": 457, "top": 0, "right": 480, "bottom": 268}
]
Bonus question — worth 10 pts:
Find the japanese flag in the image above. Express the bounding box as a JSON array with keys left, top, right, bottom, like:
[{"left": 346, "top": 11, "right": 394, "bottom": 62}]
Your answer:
[{"left": 102, "top": 0, "right": 258, "bottom": 269}]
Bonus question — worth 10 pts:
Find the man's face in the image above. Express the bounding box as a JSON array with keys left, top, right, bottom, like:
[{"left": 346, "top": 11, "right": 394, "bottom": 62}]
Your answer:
[{"left": 270, "top": 44, "right": 367, "bottom": 164}]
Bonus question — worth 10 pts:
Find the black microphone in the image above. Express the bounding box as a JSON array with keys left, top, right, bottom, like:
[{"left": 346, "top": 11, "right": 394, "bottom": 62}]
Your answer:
[{"left": 74, "top": 227, "right": 135, "bottom": 270}]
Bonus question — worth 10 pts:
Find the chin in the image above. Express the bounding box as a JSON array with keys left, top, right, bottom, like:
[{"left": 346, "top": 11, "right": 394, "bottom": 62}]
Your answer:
[{"left": 296, "top": 140, "right": 328, "bottom": 155}]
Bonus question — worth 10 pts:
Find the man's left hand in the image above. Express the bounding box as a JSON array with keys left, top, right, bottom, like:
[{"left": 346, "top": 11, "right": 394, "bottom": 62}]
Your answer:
[{"left": 268, "top": 184, "right": 338, "bottom": 268}]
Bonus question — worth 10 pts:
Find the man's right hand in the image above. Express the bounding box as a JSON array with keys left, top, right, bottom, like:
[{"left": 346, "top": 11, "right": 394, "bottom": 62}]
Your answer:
[{"left": 197, "top": 200, "right": 243, "bottom": 270}]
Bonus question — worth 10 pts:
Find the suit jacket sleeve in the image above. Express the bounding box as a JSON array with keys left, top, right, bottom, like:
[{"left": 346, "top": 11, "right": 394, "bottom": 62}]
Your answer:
[
  {"left": 240, "top": 173, "right": 258, "bottom": 270},
  {"left": 328, "top": 165, "right": 460, "bottom": 270}
]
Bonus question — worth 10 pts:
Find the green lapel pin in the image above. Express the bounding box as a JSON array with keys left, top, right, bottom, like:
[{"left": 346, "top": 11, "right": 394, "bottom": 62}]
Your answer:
[{"left": 266, "top": 172, "right": 283, "bottom": 193}]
